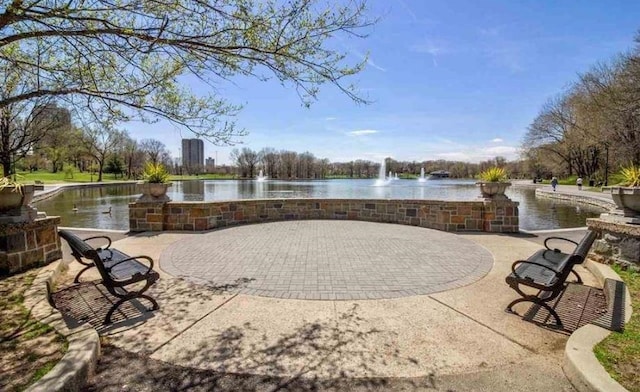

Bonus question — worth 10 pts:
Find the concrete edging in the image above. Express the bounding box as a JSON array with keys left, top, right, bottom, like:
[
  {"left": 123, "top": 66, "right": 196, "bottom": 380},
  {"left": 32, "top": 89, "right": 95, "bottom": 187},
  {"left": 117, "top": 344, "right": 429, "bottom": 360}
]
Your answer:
[
  {"left": 562, "top": 259, "right": 633, "bottom": 392},
  {"left": 535, "top": 188, "right": 616, "bottom": 210},
  {"left": 23, "top": 261, "right": 100, "bottom": 392}
]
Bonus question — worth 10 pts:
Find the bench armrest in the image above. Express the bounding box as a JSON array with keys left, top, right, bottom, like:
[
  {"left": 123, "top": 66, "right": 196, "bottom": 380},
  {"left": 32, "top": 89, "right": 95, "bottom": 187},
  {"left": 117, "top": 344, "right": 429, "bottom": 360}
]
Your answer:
[
  {"left": 511, "top": 259, "right": 560, "bottom": 280},
  {"left": 83, "top": 235, "right": 112, "bottom": 250},
  {"left": 543, "top": 236, "right": 578, "bottom": 252},
  {"left": 107, "top": 255, "right": 155, "bottom": 275}
]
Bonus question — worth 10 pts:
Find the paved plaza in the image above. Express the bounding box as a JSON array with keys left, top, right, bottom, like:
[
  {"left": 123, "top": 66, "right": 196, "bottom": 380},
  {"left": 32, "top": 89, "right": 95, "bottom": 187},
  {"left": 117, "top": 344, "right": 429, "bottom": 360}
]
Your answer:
[
  {"left": 160, "top": 220, "right": 493, "bottom": 300},
  {"left": 51, "top": 221, "right": 603, "bottom": 391}
]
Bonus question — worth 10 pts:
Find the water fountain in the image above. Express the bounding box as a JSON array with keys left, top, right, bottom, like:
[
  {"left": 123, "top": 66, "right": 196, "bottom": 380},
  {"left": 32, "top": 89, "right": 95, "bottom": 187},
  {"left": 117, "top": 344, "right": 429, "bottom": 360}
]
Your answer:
[
  {"left": 256, "top": 170, "right": 267, "bottom": 181},
  {"left": 374, "top": 160, "right": 389, "bottom": 186},
  {"left": 418, "top": 167, "right": 427, "bottom": 182}
]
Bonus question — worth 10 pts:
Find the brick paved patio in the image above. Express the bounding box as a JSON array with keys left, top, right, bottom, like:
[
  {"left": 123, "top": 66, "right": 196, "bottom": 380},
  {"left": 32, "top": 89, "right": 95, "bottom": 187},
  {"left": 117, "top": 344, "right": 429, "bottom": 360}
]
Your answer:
[{"left": 159, "top": 220, "right": 493, "bottom": 300}]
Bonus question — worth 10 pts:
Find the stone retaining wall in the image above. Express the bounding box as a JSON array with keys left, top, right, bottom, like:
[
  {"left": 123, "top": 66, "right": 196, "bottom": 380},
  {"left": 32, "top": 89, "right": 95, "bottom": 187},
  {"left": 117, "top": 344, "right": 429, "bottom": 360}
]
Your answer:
[
  {"left": 0, "top": 217, "right": 62, "bottom": 275},
  {"left": 587, "top": 218, "right": 640, "bottom": 271},
  {"left": 535, "top": 188, "right": 615, "bottom": 210},
  {"left": 129, "top": 198, "right": 519, "bottom": 233}
]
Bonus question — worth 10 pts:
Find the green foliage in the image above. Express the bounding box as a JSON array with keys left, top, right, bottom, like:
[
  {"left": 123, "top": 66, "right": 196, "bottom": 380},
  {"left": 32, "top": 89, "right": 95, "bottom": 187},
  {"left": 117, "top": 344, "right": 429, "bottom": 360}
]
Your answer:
[
  {"left": 143, "top": 162, "right": 170, "bottom": 183},
  {"left": 615, "top": 164, "right": 640, "bottom": 187},
  {"left": 104, "top": 155, "right": 124, "bottom": 176},
  {"left": 63, "top": 166, "right": 74, "bottom": 179},
  {"left": 477, "top": 167, "right": 508, "bottom": 182},
  {"left": 0, "top": 0, "right": 373, "bottom": 145}
]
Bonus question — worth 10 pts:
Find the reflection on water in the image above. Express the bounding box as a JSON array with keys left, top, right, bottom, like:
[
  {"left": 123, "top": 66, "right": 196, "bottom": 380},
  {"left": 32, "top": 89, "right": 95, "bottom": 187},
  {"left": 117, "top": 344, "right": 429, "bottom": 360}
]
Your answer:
[{"left": 34, "top": 179, "right": 604, "bottom": 231}]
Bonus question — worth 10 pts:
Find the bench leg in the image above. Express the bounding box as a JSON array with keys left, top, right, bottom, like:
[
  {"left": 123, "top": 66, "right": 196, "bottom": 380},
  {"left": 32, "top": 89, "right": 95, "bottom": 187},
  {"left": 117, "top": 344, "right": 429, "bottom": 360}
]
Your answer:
[
  {"left": 570, "top": 269, "right": 583, "bottom": 284},
  {"left": 73, "top": 265, "right": 94, "bottom": 283},
  {"left": 506, "top": 297, "right": 563, "bottom": 327},
  {"left": 104, "top": 295, "right": 159, "bottom": 324},
  {"left": 104, "top": 279, "right": 160, "bottom": 324}
]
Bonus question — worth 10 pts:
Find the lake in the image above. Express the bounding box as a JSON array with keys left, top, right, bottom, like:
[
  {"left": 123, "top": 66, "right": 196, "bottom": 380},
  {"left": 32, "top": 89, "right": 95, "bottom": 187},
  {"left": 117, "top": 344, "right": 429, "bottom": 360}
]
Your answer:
[{"left": 34, "top": 179, "right": 604, "bottom": 231}]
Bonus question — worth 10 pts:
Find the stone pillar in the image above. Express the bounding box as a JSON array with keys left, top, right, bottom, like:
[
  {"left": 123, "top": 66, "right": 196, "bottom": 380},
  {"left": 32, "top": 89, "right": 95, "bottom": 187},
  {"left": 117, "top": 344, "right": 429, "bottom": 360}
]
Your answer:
[
  {"left": 129, "top": 202, "right": 166, "bottom": 232},
  {"left": 587, "top": 218, "right": 640, "bottom": 271},
  {"left": 482, "top": 199, "right": 519, "bottom": 233},
  {"left": 0, "top": 217, "right": 62, "bottom": 276}
]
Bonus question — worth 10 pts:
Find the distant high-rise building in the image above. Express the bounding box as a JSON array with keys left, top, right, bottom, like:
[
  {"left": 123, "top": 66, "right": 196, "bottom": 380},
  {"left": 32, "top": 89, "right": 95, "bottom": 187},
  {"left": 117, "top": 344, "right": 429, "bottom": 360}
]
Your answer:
[
  {"left": 205, "top": 157, "right": 216, "bottom": 172},
  {"left": 181, "top": 139, "right": 204, "bottom": 173}
]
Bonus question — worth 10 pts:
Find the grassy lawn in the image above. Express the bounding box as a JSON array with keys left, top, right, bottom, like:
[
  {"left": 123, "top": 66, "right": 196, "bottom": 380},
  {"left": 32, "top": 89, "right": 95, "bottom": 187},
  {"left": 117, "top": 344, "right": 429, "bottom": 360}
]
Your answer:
[
  {"left": 9, "top": 171, "right": 237, "bottom": 184},
  {"left": 14, "top": 170, "right": 126, "bottom": 184},
  {"left": 0, "top": 270, "right": 68, "bottom": 391},
  {"left": 594, "top": 265, "right": 639, "bottom": 391}
]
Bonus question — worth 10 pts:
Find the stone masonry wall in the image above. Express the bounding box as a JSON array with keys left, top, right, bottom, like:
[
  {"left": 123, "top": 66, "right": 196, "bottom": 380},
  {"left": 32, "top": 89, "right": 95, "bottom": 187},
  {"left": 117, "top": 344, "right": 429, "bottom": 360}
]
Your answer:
[
  {"left": 129, "top": 198, "right": 519, "bottom": 234},
  {"left": 587, "top": 218, "right": 640, "bottom": 271},
  {"left": 0, "top": 217, "right": 62, "bottom": 275}
]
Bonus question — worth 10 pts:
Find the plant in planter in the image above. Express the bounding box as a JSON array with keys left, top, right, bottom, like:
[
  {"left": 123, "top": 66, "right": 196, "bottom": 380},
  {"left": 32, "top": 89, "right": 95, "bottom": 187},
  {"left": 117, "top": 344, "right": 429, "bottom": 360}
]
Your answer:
[
  {"left": 0, "top": 176, "right": 37, "bottom": 222},
  {"left": 609, "top": 164, "right": 640, "bottom": 217},
  {"left": 476, "top": 167, "right": 511, "bottom": 199},
  {"left": 138, "top": 163, "right": 172, "bottom": 201}
]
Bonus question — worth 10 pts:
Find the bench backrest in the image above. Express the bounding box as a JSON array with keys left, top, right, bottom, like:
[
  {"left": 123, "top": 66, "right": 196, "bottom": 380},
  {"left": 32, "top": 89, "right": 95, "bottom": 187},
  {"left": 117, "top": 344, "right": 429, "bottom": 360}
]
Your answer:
[
  {"left": 58, "top": 229, "right": 110, "bottom": 281},
  {"left": 552, "top": 230, "right": 598, "bottom": 286},
  {"left": 568, "top": 230, "right": 597, "bottom": 265},
  {"left": 59, "top": 230, "right": 95, "bottom": 258}
]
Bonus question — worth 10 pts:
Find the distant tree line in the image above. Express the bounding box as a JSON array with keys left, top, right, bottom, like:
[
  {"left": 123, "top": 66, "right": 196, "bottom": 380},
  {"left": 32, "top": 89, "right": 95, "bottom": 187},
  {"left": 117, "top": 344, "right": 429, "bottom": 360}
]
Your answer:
[
  {"left": 230, "top": 147, "right": 527, "bottom": 179},
  {"left": 522, "top": 31, "right": 640, "bottom": 183},
  {"left": 0, "top": 102, "right": 177, "bottom": 181}
]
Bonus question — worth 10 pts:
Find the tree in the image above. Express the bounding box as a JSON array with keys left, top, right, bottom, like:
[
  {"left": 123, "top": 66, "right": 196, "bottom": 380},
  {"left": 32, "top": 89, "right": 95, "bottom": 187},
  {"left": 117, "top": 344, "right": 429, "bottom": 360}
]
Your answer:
[
  {"left": 104, "top": 155, "right": 124, "bottom": 178},
  {"left": 80, "top": 125, "right": 123, "bottom": 182},
  {"left": 140, "top": 139, "right": 167, "bottom": 165},
  {"left": 37, "top": 104, "right": 73, "bottom": 173},
  {"left": 0, "top": 59, "right": 69, "bottom": 175},
  {"left": 121, "top": 135, "right": 145, "bottom": 179},
  {"left": 230, "top": 147, "right": 259, "bottom": 178},
  {"left": 0, "top": 0, "right": 373, "bottom": 144}
]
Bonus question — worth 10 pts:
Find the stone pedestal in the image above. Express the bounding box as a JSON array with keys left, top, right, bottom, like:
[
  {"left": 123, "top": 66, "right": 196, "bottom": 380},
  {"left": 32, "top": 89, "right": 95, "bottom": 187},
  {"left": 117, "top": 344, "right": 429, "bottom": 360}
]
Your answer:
[
  {"left": 587, "top": 218, "right": 640, "bottom": 271},
  {"left": 0, "top": 217, "right": 62, "bottom": 276}
]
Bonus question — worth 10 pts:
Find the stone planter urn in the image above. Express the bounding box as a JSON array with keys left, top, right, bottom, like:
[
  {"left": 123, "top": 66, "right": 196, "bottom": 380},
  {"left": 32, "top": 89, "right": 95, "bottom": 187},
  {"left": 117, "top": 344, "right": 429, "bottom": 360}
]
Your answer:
[
  {"left": 0, "top": 185, "right": 37, "bottom": 223},
  {"left": 138, "top": 182, "right": 172, "bottom": 202},
  {"left": 477, "top": 182, "right": 511, "bottom": 199},
  {"left": 610, "top": 187, "right": 640, "bottom": 217}
]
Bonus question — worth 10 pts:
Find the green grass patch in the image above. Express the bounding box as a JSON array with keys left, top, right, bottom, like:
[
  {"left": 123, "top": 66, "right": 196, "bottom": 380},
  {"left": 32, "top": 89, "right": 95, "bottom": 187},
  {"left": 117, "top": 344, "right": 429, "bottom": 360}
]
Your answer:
[
  {"left": 594, "top": 265, "right": 640, "bottom": 391},
  {"left": 0, "top": 270, "right": 68, "bottom": 391},
  {"left": 14, "top": 170, "right": 126, "bottom": 184}
]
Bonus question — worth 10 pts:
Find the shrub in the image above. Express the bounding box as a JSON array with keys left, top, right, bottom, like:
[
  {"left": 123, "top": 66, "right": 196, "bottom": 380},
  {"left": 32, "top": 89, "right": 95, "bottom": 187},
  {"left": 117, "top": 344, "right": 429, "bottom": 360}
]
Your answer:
[
  {"left": 142, "top": 163, "right": 170, "bottom": 183},
  {"left": 617, "top": 165, "right": 640, "bottom": 187},
  {"left": 478, "top": 167, "right": 508, "bottom": 182}
]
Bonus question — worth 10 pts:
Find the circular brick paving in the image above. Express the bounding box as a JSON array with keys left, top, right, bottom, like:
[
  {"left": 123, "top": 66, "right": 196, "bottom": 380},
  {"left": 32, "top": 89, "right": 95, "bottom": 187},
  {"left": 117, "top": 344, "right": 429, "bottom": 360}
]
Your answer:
[{"left": 160, "top": 220, "right": 493, "bottom": 300}]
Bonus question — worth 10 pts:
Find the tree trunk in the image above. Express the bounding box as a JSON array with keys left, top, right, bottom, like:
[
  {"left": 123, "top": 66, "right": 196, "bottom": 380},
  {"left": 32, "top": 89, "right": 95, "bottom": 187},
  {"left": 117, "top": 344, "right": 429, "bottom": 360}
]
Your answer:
[
  {"left": 1, "top": 158, "right": 10, "bottom": 177},
  {"left": 97, "top": 160, "right": 104, "bottom": 182}
]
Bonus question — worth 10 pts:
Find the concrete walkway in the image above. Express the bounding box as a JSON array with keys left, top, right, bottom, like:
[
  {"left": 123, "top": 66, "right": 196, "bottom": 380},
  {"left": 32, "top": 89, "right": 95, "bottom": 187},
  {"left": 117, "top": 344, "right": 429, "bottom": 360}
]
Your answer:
[{"left": 56, "top": 222, "right": 605, "bottom": 391}]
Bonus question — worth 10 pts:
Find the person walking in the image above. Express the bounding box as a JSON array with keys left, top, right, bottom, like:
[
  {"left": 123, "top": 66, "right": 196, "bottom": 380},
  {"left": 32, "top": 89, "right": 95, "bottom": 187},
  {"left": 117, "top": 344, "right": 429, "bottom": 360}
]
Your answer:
[
  {"left": 576, "top": 177, "right": 583, "bottom": 190},
  {"left": 551, "top": 176, "right": 558, "bottom": 192}
]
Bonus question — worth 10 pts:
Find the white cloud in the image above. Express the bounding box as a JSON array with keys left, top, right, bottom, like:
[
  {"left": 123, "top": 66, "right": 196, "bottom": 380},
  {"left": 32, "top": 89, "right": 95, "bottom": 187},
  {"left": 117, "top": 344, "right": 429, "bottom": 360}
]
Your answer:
[
  {"left": 325, "top": 117, "right": 337, "bottom": 121},
  {"left": 410, "top": 39, "right": 447, "bottom": 67},
  {"left": 348, "top": 129, "right": 379, "bottom": 136},
  {"left": 491, "top": 138, "right": 503, "bottom": 143}
]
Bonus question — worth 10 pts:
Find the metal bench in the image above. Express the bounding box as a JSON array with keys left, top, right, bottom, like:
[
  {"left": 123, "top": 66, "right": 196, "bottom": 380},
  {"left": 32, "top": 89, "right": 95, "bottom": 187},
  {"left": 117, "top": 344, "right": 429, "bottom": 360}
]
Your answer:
[
  {"left": 505, "top": 230, "right": 598, "bottom": 327},
  {"left": 58, "top": 230, "right": 160, "bottom": 324}
]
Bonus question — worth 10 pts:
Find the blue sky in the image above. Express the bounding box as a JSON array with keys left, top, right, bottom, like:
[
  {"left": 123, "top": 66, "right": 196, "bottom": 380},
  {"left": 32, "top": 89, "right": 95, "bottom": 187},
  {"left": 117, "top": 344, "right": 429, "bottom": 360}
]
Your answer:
[{"left": 127, "top": 1, "right": 640, "bottom": 165}]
